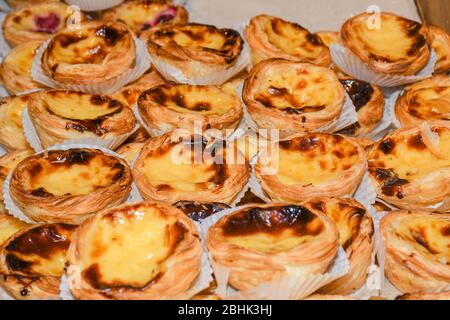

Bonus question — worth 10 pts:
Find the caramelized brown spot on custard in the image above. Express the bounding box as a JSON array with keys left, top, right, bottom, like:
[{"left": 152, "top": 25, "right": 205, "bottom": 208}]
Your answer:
[
  {"left": 173, "top": 201, "right": 230, "bottom": 221},
  {"left": 279, "top": 136, "right": 321, "bottom": 152},
  {"left": 222, "top": 205, "right": 323, "bottom": 237},
  {"left": 441, "top": 225, "right": 450, "bottom": 236},
  {"left": 371, "top": 168, "right": 409, "bottom": 198},
  {"left": 410, "top": 228, "right": 439, "bottom": 255},
  {"left": 378, "top": 139, "right": 395, "bottom": 154},
  {"left": 339, "top": 79, "right": 374, "bottom": 111},
  {"left": 407, "top": 135, "right": 427, "bottom": 150},
  {"left": 96, "top": 26, "right": 125, "bottom": 46}
]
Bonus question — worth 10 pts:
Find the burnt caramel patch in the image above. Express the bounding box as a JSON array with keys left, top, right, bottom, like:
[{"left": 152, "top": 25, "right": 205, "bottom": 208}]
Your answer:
[
  {"left": 90, "top": 95, "right": 111, "bottom": 105},
  {"left": 223, "top": 205, "right": 323, "bottom": 237},
  {"left": 46, "top": 149, "right": 95, "bottom": 167},
  {"left": 30, "top": 187, "right": 53, "bottom": 198},
  {"left": 142, "top": 85, "right": 212, "bottom": 111},
  {"left": 410, "top": 228, "right": 439, "bottom": 255},
  {"left": 174, "top": 201, "right": 230, "bottom": 221},
  {"left": 96, "top": 26, "right": 125, "bottom": 46},
  {"left": 441, "top": 225, "right": 450, "bottom": 236},
  {"left": 339, "top": 79, "right": 374, "bottom": 111},
  {"left": 56, "top": 34, "right": 88, "bottom": 48},
  {"left": 5, "top": 224, "right": 75, "bottom": 273},
  {"left": 279, "top": 136, "right": 321, "bottom": 152},
  {"left": 371, "top": 168, "right": 408, "bottom": 198},
  {"left": 378, "top": 139, "right": 395, "bottom": 154},
  {"left": 407, "top": 135, "right": 427, "bottom": 150},
  {"left": 256, "top": 87, "right": 325, "bottom": 114}
]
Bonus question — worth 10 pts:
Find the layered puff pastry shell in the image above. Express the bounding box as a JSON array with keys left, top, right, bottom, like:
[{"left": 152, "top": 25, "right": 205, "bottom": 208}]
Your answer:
[
  {"left": 133, "top": 132, "right": 249, "bottom": 205},
  {"left": 245, "top": 15, "right": 331, "bottom": 67},
  {"left": 103, "top": 0, "right": 188, "bottom": 35},
  {"left": 0, "top": 222, "right": 75, "bottom": 300},
  {"left": 41, "top": 21, "right": 136, "bottom": 88},
  {"left": 143, "top": 23, "right": 244, "bottom": 80},
  {"left": 430, "top": 25, "right": 450, "bottom": 74},
  {"left": 67, "top": 202, "right": 202, "bottom": 300},
  {"left": 254, "top": 133, "right": 367, "bottom": 202},
  {"left": 341, "top": 12, "right": 432, "bottom": 75},
  {"left": 367, "top": 125, "right": 450, "bottom": 211},
  {"left": 206, "top": 203, "right": 339, "bottom": 291},
  {"left": 0, "top": 94, "right": 34, "bottom": 151},
  {"left": 0, "top": 41, "right": 47, "bottom": 95},
  {"left": 9, "top": 148, "right": 132, "bottom": 224},
  {"left": 0, "top": 149, "right": 34, "bottom": 213},
  {"left": 3, "top": 2, "right": 80, "bottom": 48},
  {"left": 137, "top": 83, "right": 243, "bottom": 134},
  {"left": 28, "top": 90, "right": 137, "bottom": 149},
  {"left": 381, "top": 211, "right": 450, "bottom": 293},
  {"left": 395, "top": 75, "right": 450, "bottom": 128},
  {"left": 243, "top": 59, "right": 345, "bottom": 136},
  {"left": 302, "top": 197, "right": 374, "bottom": 294}
]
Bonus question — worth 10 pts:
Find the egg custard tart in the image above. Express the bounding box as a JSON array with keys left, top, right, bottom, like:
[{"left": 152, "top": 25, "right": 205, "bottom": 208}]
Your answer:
[
  {"left": 245, "top": 15, "right": 331, "bottom": 67},
  {"left": 430, "top": 25, "right": 450, "bottom": 74},
  {"left": 0, "top": 149, "right": 34, "bottom": 213},
  {"left": 206, "top": 203, "right": 339, "bottom": 291},
  {"left": 341, "top": 12, "right": 431, "bottom": 76},
  {"left": 395, "top": 75, "right": 450, "bottom": 128},
  {"left": 133, "top": 132, "right": 249, "bottom": 205},
  {"left": 3, "top": 2, "right": 80, "bottom": 48},
  {"left": 0, "top": 94, "right": 34, "bottom": 151},
  {"left": 143, "top": 23, "right": 244, "bottom": 81},
  {"left": 381, "top": 211, "right": 450, "bottom": 293},
  {"left": 103, "top": 0, "right": 188, "bottom": 35},
  {"left": 0, "top": 223, "right": 75, "bottom": 300},
  {"left": 113, "top": 69, "right": 165, "bottom": 107},
  {"left": 243, "top": 59, "right": 345, "bottom": 136},
  {"left": 116, "top": 142, "right": 145, "bottom": 164},
  {"left": 28, "top": 90, "right": 137, "bottom": 149},
  {"left": 173, "top": 200, "right": 230, "bottom": 222},
  {"left": 367, "top": 125, "right": 450, "bottom": 211},
  {"left": 255, "top": 133, "right": 367, "bottom": 202},
  {"left": 9, "top": 148, "right": 132, "bottom": 224},
  {"left": 67, "top": 202, "right": 202, "bottom": 300},
  {"left": 41, "top": 21, "right": 136, "bottom": 88},
  {"left": 335, "top": 77, "right": 385, "bottom": 137},
  {"left": 0, "top": 41, "right": 47, "bottom": 95},
  {"left": 302, "top": 197, "right": 374, "bottom": 295},
  {"left": 138, "top": 83, "right": 243, "bottom": 134}
]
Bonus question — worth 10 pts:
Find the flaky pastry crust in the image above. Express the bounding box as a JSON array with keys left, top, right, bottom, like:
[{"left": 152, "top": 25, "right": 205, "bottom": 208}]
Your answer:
[
  {"left": 206, "top": 203, "right": 339, "bottom": 291},
  {"left": 245, "top": 15, "right": 331, "bottom": 66},
  {"left": 9, "top": 148, "right": 132, "bottom": 224},
  {"left": 0, "top": 275, "right": 60, "bottom": 300},
  {"left": 255, "top": 133, "right": 367, "bottom": 202},
  {"left": 67, "top": 202, "right": 202, "bottom": 300},
  {"left": 396, "top": 291, "right": 450, "bottom": 300},
  {"left": 430, "top": 25, "right": 450, "bottom": 74},
  {"left": 367, "top": 125, "right": 450, "bottom": 211},
  {"left": 243, "top": 59, "right": 345, "bottom": 136},
  {"left": 341, "top": 12, "right": 431, "bottom": 75},
  {"left": 381, "top": 211, "right": 450, "bottom": 293}
]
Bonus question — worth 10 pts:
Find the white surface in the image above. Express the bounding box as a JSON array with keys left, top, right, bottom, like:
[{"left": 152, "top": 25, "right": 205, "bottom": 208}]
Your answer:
[{"left": 187, "top": 0, "right": 420, "bottom": 30}]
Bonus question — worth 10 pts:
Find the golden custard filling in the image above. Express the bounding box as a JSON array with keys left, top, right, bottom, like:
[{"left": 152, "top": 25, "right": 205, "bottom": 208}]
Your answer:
[
  {"left": 369, "top": 128, "right": 450, "bottom": 180},
  {"left": 8, "top": 3, "right": 70, "bottom": 33},
  {"left": 144, "top": 84, "right": 236, "bottom": 115},
  {"left": 396, "top": 217, "right": 450, "bottom": 265},
  {"left": 275, "top": 135, "right": 359, "bottom": 186},
  {"left": 4, "top": 224, "right": 75, "bottom": 277},
  {"left": 43, "top": 91, "right": 122, "bottom": 120},
  {"left": 23, "top": 150, "right": 125, "bottom": 197},
  {"left": 222, "top": 205, "right": 324, "bottom": 254},
  {"left": 0, "top": 214, "right": 29, "bottom": 246},
  {"left": 80, "top": 205, "right": 185, "bottom": 289},
  {"left": 262, "top": 16, "right": 327, "bottom": 59},
  {"left": 349, "top": 14, "right": 427, "bottom": 61},
  {"left": 47, "top": 23, "right": 131, "bottom": 65},
  {"left": 4, "top": 42, "right": 40, "bottom": 77},
  {"left": 142, "top": 140, "right": 226, "bottom": 192},
  {"left": 108, "top": 2, "right": 180, "bottom": 32},
  {"left": 253, "top": 67, "right": 340, "bottom": 113},
  {"left": 407, "top": 87, "right": 450, "bottom": 121},
  {"left": 0, "top": 95, "right": 30, "bottom": 130}
]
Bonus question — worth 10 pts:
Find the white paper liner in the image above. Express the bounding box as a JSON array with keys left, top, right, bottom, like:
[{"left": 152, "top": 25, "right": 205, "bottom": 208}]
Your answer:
[
  {"left": 2, "top": 143, "right": 134, "bottom": 224},
  {"left": 22, "top": 107, "right": 139, "bottom": 153},
  {"left": 31, "top": 36, "right": 151, "bottom": 95},
  {"left": 65, "top": 0, "right": 124, "bottom": 11},
  {"left": 331, "top": 44, "right": 437, "bottom": 87},
  {"left": 149, "top": 38, "right": 250, "bottom": 85},
  {"left": 196, "top": 205, "right": 350, "bottom": 300},
  {"left": 354, "top": 172, "right": 377, "bottom": 214},
  {"left": 0, "top": 144, "right": 6, "bottom": 156},
  {"left": 59, "top": 275, "right": 74, "bottom": 301},
  {"left": 0, "top": 11, "right": 10, "bottom": 59},
  {"left": 0, "top": 286, "right": 13, "bottom": 300}
]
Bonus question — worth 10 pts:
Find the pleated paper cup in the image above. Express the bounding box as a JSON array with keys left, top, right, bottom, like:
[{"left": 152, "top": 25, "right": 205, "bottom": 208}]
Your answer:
[
  {"left": 196, "top": 206, "right": 350, "bottom": 300},
  {"left": 22, "top": 107, "right": 139, "bottom": 153},
  {"left": 65, "top": 0, "right": 124, "bottom": 11},
  {"left": 32, "top": 37, "right": 151, "bottom": 95},
  {"left": 150, "top": 44, "right": 250, "bottom": 86},
  {"left": 331, "top": 44, "right": 436, "bottom": 87}
]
